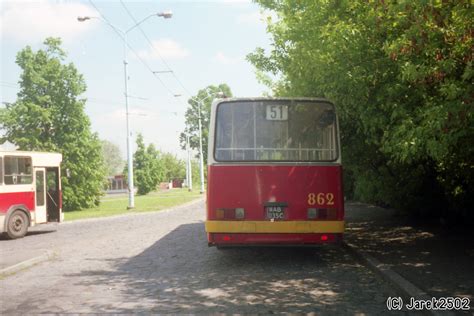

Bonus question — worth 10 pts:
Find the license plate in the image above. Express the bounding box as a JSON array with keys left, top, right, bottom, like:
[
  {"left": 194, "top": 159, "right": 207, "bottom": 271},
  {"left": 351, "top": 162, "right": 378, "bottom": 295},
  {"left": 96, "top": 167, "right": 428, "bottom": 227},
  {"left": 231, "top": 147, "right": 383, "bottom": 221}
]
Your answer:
[{"left": 265, "top": 206, "right": 286, "bottom": 220}]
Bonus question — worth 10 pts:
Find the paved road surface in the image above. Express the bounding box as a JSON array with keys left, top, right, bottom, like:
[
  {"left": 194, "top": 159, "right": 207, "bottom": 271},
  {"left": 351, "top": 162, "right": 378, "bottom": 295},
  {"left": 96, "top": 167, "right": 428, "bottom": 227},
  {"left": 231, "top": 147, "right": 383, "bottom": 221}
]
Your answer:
[{"left": 0, "top": 200, "right": 397, "bottom": 314}]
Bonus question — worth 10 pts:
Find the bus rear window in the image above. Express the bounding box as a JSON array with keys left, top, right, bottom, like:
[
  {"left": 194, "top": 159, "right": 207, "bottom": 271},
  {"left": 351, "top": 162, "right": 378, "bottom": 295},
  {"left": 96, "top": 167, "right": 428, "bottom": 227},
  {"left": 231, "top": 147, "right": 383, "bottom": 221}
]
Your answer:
[
  {"left": 215, "top": 100, "right": 338, "bottom": 162},
  {"left": 4, "top": 156, "right": 33, "bottom": 185}
]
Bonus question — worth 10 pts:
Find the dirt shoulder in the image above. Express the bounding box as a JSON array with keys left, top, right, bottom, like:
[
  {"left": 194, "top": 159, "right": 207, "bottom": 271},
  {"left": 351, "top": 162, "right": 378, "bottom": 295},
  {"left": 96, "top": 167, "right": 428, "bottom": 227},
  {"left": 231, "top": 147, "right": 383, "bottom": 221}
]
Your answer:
[{"left": 345, "top": 202, "right": 474, "bottom": 301}]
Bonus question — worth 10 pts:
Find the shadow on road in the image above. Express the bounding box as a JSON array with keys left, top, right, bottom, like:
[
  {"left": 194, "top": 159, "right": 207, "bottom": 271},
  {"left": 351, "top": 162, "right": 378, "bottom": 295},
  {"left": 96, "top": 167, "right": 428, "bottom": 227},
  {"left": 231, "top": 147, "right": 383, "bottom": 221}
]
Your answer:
[
  {"left": 66, "top": 221, "right": 395, "bottom": 313},
  {"left": 345, "top": 202, "right": 474, "bottom": 300},
  {"left": 0, "top": 229, "right": 56, "bottom": 241}
]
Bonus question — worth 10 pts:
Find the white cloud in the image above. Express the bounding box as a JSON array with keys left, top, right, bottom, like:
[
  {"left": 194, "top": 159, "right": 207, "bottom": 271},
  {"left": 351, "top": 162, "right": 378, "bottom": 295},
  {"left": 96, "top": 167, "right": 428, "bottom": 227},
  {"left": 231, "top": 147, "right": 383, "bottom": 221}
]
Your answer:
[
  {"left": 0, "top": 0, "right": 98, "bottom": 43},
  {"left": 95, "top": 109, "right": 126, "bottom": 123},
  {"left": 215, "top": 51, "right": 242, "bottom": 65},
  {"left": 137, "top": 39, "right": 190, "bottom": 60}
]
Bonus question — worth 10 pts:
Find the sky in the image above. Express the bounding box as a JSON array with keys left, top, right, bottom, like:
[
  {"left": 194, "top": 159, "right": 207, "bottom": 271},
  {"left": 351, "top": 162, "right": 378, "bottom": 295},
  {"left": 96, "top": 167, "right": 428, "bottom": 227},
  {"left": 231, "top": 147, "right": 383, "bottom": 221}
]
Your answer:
[{"left": 0, "top": 0, "right": 275, "bottom": 159}]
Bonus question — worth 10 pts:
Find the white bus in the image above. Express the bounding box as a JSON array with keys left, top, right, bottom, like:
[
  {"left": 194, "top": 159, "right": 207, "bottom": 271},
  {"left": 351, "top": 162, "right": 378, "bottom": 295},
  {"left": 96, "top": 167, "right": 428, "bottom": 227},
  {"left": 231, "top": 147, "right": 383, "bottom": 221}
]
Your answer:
[{"left": 0, "top": 151, "right": 63, "bottom": 239}]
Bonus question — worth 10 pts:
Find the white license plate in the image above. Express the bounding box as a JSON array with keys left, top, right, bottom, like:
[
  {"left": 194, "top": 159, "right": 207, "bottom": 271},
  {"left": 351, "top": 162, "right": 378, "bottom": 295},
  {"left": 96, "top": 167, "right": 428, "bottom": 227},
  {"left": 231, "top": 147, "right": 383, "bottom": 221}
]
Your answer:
[{"left": 265, "top": 206, "right": 286, "bottom": 220}]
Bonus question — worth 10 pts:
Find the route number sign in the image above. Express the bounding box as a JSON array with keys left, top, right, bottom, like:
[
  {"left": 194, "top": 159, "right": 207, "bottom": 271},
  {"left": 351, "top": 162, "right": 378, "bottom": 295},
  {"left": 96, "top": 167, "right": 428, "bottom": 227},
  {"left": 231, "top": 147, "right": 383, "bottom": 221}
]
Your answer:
[{"left": 266, "top": 105, "right": 288, "bottom": 121}]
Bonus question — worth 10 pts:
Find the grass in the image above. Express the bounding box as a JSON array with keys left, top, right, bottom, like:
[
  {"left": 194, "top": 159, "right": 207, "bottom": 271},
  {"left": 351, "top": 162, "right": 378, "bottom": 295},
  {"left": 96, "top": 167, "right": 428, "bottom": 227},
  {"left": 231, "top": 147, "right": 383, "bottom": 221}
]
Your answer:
[{"left": 64, "top": 188, "right": 202, "bottom": 221}]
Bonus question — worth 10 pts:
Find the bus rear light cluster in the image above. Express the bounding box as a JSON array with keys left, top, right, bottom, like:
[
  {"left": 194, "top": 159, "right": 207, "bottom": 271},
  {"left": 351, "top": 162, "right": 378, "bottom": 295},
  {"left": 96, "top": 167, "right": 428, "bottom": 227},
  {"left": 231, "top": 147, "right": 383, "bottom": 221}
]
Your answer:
[
  {"left": 307, "top": 208, "right": 338, "bottom": 220},
  {"left": 216, "top": 208, "right": 245, "bottom": 220}
]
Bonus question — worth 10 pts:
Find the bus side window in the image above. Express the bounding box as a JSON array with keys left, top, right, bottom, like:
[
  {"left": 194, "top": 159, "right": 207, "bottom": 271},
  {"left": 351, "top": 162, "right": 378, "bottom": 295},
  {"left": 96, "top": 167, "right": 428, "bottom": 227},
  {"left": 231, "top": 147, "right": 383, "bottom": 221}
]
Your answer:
[
  {"left": 0, "top": 157, "right": 3, "bottom": 185},
  {"left": 4, "top": 156, "right": 33, "bottom": 185}
]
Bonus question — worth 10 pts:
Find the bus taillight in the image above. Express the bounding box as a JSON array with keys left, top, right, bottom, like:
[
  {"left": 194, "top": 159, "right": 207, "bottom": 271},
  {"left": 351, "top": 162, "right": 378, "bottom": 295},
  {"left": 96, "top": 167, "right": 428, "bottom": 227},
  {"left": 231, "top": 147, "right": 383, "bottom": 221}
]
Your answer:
[
  {"left": 216, "top": 209, "right": 225, "bottom": 219},
  {"left": 307, "top": 208, "right": 338, "bottom": 220},
  {"left": 216, "top": 208, "right": 245, "bottom": 220}
]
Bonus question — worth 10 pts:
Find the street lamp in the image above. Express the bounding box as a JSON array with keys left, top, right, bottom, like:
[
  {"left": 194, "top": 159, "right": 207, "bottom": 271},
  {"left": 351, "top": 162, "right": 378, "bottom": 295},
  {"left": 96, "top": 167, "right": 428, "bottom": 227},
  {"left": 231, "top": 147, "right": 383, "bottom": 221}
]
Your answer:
[
  {"left": 78, "top": 11, "right": 172, "bottom": 209},
  {"left": 196, "top": 97, "right": 206, "bottom": 194},
  {"left": 185, "top": 132, "right": 192, "bottom": 191},
  {"left": 173, "top": 94, "right": 191, "bottom": 191}
]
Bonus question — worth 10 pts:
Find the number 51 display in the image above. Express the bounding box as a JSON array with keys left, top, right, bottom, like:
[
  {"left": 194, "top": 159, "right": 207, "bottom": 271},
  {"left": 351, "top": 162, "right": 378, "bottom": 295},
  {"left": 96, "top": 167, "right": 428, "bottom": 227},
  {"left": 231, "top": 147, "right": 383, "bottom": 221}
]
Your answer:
[{"left": 266, "top": 105, "right": 288, "bottom": 121}]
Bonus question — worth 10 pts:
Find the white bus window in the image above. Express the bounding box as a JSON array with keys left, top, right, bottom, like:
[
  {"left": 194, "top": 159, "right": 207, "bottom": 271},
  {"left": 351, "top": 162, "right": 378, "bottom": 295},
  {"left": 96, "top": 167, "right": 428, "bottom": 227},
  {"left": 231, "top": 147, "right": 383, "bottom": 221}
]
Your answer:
[
  {"left": 4, "top": 156, "right": 33, "bottom": 185},
  {"left": 215, "top": 101, "right": 338, "bottom": 162},
  {"left": 0, "top": 157, "right": 3, "bottom": 184}
]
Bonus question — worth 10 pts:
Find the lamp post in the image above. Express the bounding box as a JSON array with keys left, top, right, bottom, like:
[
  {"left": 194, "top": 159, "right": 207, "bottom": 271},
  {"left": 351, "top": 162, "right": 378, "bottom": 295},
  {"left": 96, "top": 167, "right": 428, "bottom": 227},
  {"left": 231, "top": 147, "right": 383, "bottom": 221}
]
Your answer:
[
  {"left": 197, "top": 99, "right": 205, "bottom": 194},
  {"left": 191, "top": 90, "right": 226, "bottom": 194},
  {"left": 175, "top": 89, "right": 225, "bottom": 194},
  {"left": 78, "top": 11, "right": 172, "bottom": 209},
  {"left": 189, "top": 95, "right": 210, "bottom": 194},
  {"left": 186, "top": 133, "right": 192, "bottom": 191}
]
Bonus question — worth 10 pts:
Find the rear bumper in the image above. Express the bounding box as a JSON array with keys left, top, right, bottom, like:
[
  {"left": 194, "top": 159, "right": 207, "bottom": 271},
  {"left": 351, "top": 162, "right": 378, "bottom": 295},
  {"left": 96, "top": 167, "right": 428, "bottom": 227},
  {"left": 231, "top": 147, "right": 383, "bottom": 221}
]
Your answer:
[
  {"left": 206, "top": 220, "right": 344, "bottom": 246},
  {"left": 205, "top": 220, "right": 344, "bottom": 233},
  {"left": 208, "top": 232, "right": 343, "bottom": 246}
]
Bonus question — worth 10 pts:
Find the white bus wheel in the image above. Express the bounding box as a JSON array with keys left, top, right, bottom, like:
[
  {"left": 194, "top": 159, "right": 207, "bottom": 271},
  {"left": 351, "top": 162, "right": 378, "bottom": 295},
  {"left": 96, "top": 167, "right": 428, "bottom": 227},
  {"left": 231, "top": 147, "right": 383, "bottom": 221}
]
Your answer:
[{"left": 6, "top": 210, "right": 29, "bottom": 239}]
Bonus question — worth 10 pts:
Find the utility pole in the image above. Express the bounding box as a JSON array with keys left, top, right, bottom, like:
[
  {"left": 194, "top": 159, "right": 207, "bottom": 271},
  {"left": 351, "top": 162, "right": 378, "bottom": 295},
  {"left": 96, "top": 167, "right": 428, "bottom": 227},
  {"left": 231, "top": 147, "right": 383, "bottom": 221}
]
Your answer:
[
  {"left": 197, "top": 102, "right": 205, "bottom": 194},
  {"left": 187, "top": 134, "right": 193, "bottom": 191},
  {"left": 78, "top": 11, "right": 172, "bottom": 209}
]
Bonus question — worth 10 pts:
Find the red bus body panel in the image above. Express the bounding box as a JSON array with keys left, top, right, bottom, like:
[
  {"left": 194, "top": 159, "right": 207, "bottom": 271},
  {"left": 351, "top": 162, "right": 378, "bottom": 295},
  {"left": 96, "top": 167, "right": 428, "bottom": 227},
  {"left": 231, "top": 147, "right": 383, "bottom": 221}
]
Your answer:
[
  {"left": 207, "top": 165, "right": 344, "bottom": 245},
  {"left": 0, "top": 191, "right": 35, "bottom": 214}
]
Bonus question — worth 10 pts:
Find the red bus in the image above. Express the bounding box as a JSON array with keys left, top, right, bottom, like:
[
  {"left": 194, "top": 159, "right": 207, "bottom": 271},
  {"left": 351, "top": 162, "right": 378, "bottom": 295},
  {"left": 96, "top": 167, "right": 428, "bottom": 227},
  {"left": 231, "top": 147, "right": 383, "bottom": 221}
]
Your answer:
[
  {"left": 206, "top": 98, "right": 344, "bottom": 246},
  {"left": 0, "top": 151, "right": 63, "bottom": 239}
]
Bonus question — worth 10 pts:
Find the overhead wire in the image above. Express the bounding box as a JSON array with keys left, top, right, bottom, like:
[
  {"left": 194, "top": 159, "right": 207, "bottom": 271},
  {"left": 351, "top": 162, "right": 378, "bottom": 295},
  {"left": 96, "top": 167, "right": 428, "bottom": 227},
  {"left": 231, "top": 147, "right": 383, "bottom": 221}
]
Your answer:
[
  {"left": 119, "top": 0, "right": 193, "bottom": 98},
  {"left": 4, "top": 2, "right": 189, "bottom": 123},
  {"left": 1, "top": 82, "right": 180, "bottom": 116},
  {"left": 0, "top": 81, "right": 19, "bottom": 88},
  {"left": 88, "top": 0, "right": 179, "bottom": 100},
  {"left": 1, "top": 83, "right": 173, "bottom": 109}
]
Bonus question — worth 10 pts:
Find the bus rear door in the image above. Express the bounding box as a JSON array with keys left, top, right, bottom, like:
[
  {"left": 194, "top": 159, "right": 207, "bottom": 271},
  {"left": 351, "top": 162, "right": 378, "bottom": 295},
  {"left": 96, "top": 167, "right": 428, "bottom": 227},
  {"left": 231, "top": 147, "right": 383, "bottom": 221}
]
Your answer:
[{"left": 34, "top": 168, "right": 47, "bottom": 223}]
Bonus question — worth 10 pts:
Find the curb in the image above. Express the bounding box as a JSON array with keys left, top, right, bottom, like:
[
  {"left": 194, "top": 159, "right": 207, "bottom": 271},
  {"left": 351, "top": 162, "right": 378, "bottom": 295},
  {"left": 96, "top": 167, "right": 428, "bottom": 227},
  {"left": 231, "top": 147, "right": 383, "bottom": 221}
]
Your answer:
[
  {"left": 0, "top": 251, "right": 55, "bottom": 277},
  {"left": 343, "top": 242, "right": 454, "bottom": 316}
]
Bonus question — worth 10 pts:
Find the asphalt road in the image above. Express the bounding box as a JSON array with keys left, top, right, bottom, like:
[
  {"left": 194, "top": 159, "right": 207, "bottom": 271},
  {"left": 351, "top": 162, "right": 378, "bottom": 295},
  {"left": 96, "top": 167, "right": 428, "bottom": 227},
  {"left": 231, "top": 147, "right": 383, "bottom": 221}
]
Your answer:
[{"left": 0, "top": 199, "right": 398, "bottom": 314}]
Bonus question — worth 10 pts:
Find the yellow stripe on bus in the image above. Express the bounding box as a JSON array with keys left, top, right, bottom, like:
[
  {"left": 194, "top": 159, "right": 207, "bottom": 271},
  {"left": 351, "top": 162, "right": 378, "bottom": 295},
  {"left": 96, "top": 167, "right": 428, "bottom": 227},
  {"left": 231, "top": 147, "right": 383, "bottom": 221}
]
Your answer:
[{"left": 205, "top": 221, "right": 345, "bottom": 233}]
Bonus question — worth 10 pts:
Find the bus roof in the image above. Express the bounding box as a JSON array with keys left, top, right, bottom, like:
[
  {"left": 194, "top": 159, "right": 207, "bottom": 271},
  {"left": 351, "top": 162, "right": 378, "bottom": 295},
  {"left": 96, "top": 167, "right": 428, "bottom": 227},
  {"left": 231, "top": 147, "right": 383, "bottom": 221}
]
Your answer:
[
  {"left": 211, "top": 97, "right": 333, "bottom": 106},
  {"left": 0, "top": 150, "right": 62, "bottom": 167}
]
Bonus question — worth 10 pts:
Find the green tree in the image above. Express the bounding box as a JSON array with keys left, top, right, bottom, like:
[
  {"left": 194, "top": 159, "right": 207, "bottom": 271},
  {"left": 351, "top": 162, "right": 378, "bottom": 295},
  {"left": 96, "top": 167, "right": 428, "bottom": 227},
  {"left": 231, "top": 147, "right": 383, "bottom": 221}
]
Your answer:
[
  {"left": 132, "top": 134, "right": 161, "bottom": 195},
  {"left": 180, "top": 84, "right": 233, "bottom": 165},
  {"left": 249, "top": 1, "right": 473, "bottom": 218},
  {"left": 147, "top": 143, "right": 165, "bottom": 187},
  {"left": 0, "top": 37, "right": 106, "bottom": 211},
  {"left": 161, "top": 152, "right": 185, "bottom": 181},
  {"left": 101, "top": 140, "right": 124, "bottom": 176}
]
